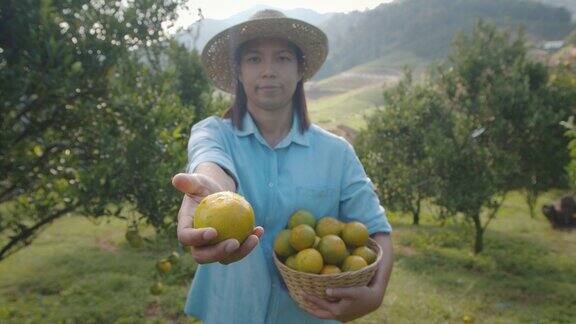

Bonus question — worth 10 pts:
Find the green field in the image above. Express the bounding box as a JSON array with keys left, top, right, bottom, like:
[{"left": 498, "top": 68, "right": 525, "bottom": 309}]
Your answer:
[
  {"left": 0, "top": 217, "right": 199, "bottom": 323},
  {"left": 308, "top": 85, "right": 385, "bottom": 131},
  {"left": 353, "top": 190, "right": 576, "bottom": 323},
  {"left": 1, "top": 190, "right": 574, "bottom": 323},
  {"left": 307, "top": 52, "right": 430, "bottom": 132},
  {"left": 347, "top": 51, "right": 429, "bottom": 75}
]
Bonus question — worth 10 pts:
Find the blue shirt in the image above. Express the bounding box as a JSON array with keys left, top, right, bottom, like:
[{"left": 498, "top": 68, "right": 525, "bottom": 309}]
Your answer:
[{"left": 184, "top": 111, "right": 392, "bottom": 324}]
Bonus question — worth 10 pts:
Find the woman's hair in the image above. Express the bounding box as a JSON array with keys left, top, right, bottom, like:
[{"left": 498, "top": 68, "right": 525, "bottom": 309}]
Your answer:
[{"left": 222, "top": 40, "right": 311, "bottom": 134}]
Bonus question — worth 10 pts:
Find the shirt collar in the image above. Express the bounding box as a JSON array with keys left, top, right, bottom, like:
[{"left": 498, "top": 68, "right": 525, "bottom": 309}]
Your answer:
[
  {"left": 233, "top": 111, "right": 258, "bottom": 137},
  {"left": 233, "top": 110, "right": 310, "bottom": 148}
]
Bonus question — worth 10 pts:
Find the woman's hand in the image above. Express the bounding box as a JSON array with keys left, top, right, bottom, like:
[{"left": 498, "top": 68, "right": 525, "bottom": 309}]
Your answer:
[
  {"left": 172, "top": 172, "right": 264, "bottom": 265},
  {"left": 301, "top": 233, "right": 393, "bottom": 322},
  {"left": 301, "top": 281, "right": 384, "bottom": 322}
]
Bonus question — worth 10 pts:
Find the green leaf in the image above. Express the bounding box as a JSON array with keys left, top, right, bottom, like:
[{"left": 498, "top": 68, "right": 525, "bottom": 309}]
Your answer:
[{"left": 171, "top": 126, "right": 182, "bottom": 139}]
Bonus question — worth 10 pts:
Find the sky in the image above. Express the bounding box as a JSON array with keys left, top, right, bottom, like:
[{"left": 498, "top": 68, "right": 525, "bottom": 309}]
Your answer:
[{"left": 173, "top": 0, "right": 393, "bottom": 30}]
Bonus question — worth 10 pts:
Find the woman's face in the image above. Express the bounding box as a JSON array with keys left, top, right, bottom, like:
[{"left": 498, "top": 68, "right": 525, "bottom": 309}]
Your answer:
[{"left": 238, "top": 37, "right": 302, "bottom": 113}]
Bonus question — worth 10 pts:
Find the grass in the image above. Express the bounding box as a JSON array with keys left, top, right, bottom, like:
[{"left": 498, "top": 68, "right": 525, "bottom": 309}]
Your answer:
[
  {"left": 348, "top": 51, "right": 429, "bottom": 75},
  {"left": 0, "top": 216, "right": 199, "bottom": 323},
  {"left": 308, "top": 84, "right": 385, "bottom": 130},
  {"left": 353, "top": 189, "right": 576, "bottom": 323},
  {"left": 1, "top": 190, "right": 575, "bottom": 323}
]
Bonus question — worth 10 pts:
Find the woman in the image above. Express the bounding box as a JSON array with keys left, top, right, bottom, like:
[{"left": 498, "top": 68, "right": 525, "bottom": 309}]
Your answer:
[{"left": 171, "top": 9, "right": 393, "bottom": 323}]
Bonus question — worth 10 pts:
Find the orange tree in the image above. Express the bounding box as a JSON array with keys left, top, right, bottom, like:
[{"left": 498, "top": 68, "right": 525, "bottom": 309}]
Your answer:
[
  {"left": 0, "top": 0, "right": 218, "bottom": 260},
  {"left": 559, "top": 29, "right": 576, "bottom": 188},
  {"left": 356, "top": 70, "right": 442, "bottom": 226},
  {"left": 358, "top": 21, "right": 575, "bottom": 253},
  {"left": 430, "top": 21, "right": 574, "bottom": 253}
]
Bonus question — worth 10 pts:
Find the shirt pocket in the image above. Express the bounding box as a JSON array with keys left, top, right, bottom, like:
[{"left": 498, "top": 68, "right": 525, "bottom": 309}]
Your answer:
[{"left": 287, "top": 185, "right": 339, "bottom": 219}]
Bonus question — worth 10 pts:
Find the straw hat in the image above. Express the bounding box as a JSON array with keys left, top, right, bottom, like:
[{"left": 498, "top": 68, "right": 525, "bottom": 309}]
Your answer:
[{"left": 201, "top": 9, "right": 329, "bottom": 93}]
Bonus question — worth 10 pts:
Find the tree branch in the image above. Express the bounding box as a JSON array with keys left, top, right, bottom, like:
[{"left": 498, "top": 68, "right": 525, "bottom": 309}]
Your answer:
[
  {"left": 0, "top": 205, "right": 77, "bottom": 261},
  {"left": 482, "top": 192, "right": 508, "bottom": 232}
]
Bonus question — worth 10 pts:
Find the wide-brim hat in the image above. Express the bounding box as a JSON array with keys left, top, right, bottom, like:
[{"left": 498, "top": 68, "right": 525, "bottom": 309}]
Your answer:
[{"left": 201, "top": 9, "right": 329, "bottom": 93}]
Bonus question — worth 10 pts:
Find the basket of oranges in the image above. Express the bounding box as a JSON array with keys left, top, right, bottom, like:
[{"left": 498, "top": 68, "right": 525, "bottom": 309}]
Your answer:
[{"left": 273, "top": 210, "right": 382, "bottom": 309}]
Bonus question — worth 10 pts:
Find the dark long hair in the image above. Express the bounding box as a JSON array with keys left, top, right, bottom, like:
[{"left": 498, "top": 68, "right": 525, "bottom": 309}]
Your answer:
[{"left": 222, "top": 41, "right": 311, "bottom": 134}]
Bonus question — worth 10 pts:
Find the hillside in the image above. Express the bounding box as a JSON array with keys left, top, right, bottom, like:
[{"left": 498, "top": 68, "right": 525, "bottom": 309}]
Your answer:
[
  {"left": 536, "top": 0, "right": 576, "bottom": 18},
  {"left": 175, "top": 5, "right": 334, "bottom": 50},
  {"left": 315, "top": 0, "right": 574, "bottom": 79},
  {"left": 176, "top": 1, "right": 574, "bottom": 80}
]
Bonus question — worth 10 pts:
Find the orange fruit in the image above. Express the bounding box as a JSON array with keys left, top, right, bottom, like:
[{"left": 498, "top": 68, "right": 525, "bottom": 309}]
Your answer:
[
  {"left": 352, "top": 246, "right": 377, "bottom": 264},
  {"left": 150, "top": 282, "right": 164, "bottom": 295},
  {"left": 317, "top": 235, "right": 347, "bottom": 265},
  {"left": 289, "top": 224, "right": 316, "bottom": 251},
  {"left": 274, "top": 229, "right": 296, "bottom": 258},
  {"left": 342, "top": 221, "right": 369, "bottom": 247},
  {"left": 320, "top": 265, "right": 342, "bottom": 275},
  {"left": 156, "top": 259, "right": 172, "bottom": 273},
  {"left": 288, "top": 210, "right": 316, "bottom": 229},
  {"left": 315, "top": 217, "right": 343, "bottom": 237},
  {"left": 295, "top": 248, "right": 323, "bottom": 274},
  {"left": 194, "top": 191, "right": 255, "bottom": 244},
  {"left": 341, "top": 255, "right": 368, "bottom": 272},
  {"left": 462, "top": 314, "right": 475, "bottom": 324},
  {"left": 285, "top": 255, "right": 297, "bottom": 270}
]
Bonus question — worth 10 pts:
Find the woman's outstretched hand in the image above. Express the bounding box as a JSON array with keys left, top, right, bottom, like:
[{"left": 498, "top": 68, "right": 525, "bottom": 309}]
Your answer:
[{"left": 172, "top": 173, "right": 264, "bottom": 265}]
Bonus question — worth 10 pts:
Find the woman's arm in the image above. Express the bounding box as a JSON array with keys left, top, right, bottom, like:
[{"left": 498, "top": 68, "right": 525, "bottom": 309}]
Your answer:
[{"left": 367, "top": 232, "right": 394, "bottom": 301}]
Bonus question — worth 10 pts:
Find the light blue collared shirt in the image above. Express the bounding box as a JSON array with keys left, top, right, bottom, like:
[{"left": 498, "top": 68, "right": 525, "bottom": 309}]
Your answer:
[{"left": 184, "top": 111, "right": 392, "bottom": 324}]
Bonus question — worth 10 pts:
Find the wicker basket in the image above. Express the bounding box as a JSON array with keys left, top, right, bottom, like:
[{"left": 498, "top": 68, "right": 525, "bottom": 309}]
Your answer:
[{"left": 273, "top": 238, "right": 382, "bottom": 309}]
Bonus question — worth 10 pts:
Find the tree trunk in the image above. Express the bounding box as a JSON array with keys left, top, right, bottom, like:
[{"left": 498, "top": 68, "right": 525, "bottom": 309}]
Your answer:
[
  {"left": 472, "top": 212, "right": 484, "bottom": 254},
  {"left": 412, "top": 198, "right": 421, "bottom": 225},
  {"left": 525, "top": 190, "right": 538, "bottom": 219},
  {"left": 412, "top": 212, "right": 420, "bottom": 225}
]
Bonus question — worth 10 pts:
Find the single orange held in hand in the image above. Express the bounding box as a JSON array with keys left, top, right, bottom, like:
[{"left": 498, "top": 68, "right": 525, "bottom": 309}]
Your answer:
[{"left": 194, "top": 191, "right": 255, "bottom": 244}]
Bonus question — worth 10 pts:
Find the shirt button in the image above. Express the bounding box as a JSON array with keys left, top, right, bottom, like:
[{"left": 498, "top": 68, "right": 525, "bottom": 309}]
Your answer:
[{"left": 268, "top": 182, "right": 274, "bottom": 187}]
